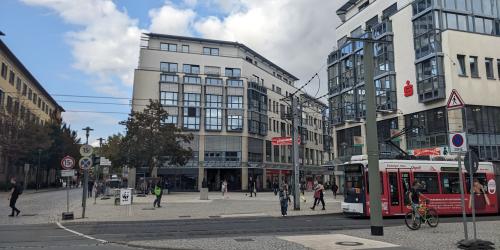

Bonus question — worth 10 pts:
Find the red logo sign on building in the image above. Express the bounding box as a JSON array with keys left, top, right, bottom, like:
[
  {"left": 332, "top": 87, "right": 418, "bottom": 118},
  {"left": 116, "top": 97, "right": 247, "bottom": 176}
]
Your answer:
[
  {"left": 271, "top": 137, "right": 301, "bottom": 146},
  {"left": 404, "top": 80, "right": 414, "bottom": 97}
]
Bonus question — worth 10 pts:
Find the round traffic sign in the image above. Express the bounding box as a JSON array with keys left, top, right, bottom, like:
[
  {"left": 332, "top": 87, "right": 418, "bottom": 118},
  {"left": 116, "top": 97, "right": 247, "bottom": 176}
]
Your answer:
[
  {"left": 80, "top": 145, "right": 93, "bottom": 157},
  {"left": 61, "top": 156, "right": 76, "bottom": 170},
  {"left": 452, "top": 134, "right": 464, "bottom": 147},
  {"left": 79, "top": 157, "right": 93, "bottom": 170}
]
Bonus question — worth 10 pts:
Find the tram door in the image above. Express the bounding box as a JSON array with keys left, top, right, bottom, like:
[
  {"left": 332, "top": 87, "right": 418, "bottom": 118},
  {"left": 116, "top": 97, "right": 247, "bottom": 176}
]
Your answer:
[{"left": 387, "top": 169, "right": 411, "bottom": 214}]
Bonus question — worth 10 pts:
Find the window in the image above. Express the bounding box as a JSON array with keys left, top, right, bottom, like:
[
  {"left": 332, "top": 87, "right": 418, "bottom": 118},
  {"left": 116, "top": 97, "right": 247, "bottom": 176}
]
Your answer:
[
  {"left": 465, "top": 173, "right": 487, "bottom": 194},
  {"left": 414, "top": 172, "right": 440, "bottom": 194},
  {"left": 160, "top": 62, "right": 178, "bottom": 73},
  {"left": 205, "top": 94, "right": 222, "bottom": 108},
  {"left": 163, "top": 115, "right": 178, "bottom": 125},
  {"left": 183, "top": 76, "right": 201, "bottom": 84},
  {"left": 183, "top": 64, "right": 200, "bottom": 74},
  {"left": 6, "top": 96, "right": 13, "bottom": 113},
  {"left": 469, "top": 56, "right": 479, "bottom": 77},
  {"left": 183, "top": 93, "right": 200, "bottom": 106},
  {"left": 181, "top": 45, "right": 189, "bottom": 53},
  {"left": 227, "top": 96, "right": 243, "bottom": 109},
  {"left": 1, "top": 63, "right": 7, "bottom": 79},
  {"left": 160, "top": 74, "right": 179, "bottom": 83},
  {"left": 205, "top": 78, "right": 222, "bottom": 85},
  {"left": 485, "top": 58, "right": 494, "bottom": 79},
  {"left": 227, "top": 115, "right": 243, "bottom": 131},
  {"left": 37, "top": 97, "right": 41, "bottom": 108},
  {"left": 457, "top": 54, "right": 467, "bottom": 76},
  {"left": 497, "top": 59, "right": 500, "bottom": 79},
  {"left": 32, "top": 93, "right": 38, "bottom": 105},
  {"left": 9, "top": 71, "right": 15, "bottom": 85},
  {"left": 276, "top": 87, "right": 282, "bottom": 95},
  {"left": 160, "top": 43, "right": 177, "bottom": 52},
  {"left": 0, "top": 89, "right": 4, "bottom": 107},
  {"left": 183, "top": 107, "right": 200, "bottom": 130},
  {"left": 205, "top": 108, "right": 222, "bottom": 130},
  {"left": 227, "top": 79, "right": 243, "bottom": 87},
  {"left": 204, "top": 66, "right": 220, "bottom": 76},
  {"left": 225, "top": 68, "right": 241, "bottom": 77},
  {"left": 28, "top": 88, "right": 32, "bottom": 100},
  {"left": 440, "top": 172, "right": 461, "bottom": 194},
  {"left": 160, "top": 91, "right": 178, "bottom": 106},
  {"left": 22, "top": 84, "right": 27, "bottom": 96},
  {"left": 203, "top": 47, "right": 219, "bottom": 56}
]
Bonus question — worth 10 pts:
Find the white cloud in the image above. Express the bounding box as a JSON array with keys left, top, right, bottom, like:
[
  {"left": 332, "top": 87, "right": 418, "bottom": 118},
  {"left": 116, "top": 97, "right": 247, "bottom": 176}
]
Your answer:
[
  {"left": 148, "top": 4, "right": 196, "bottom": 35},
  {"left": 21, "top": 0, "right": 144, "bottom": 96}
]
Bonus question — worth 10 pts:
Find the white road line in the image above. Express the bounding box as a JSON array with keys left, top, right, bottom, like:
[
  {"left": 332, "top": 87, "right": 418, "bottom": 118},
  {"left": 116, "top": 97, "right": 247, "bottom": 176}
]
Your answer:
[{"left": 55, "top": 222, "right": 108, "bottom": 244}]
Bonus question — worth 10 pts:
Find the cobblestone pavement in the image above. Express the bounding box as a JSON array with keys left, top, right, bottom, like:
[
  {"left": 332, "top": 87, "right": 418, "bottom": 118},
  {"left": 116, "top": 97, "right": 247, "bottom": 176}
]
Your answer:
[
  {"left": 0, "top": 188, "right": 82, "bottom": 225},
  {"left": 67, "top": 191, "right": 342, "bottom": 223}
]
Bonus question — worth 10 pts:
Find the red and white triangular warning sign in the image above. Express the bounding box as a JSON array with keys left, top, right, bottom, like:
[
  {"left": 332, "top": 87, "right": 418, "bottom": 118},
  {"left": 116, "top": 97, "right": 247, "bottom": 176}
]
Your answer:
[{"left": 446, "top": 89, "right": 465, "bottom": 110}]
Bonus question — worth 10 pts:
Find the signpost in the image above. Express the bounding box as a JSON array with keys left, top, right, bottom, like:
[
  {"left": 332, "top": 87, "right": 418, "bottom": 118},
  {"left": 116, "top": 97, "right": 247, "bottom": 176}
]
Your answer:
[
  {"left": 79, "top": 145, "right": 93, "bottom": 219},
  {"left": 61, "top": 156, "right": 75, "bottom": 220}
]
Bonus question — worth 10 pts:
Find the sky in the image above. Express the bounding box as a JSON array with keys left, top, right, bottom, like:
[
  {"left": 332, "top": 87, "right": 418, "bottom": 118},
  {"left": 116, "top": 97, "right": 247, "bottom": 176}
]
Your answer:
[{"left": 0, "top": 0, "right": 341, "bottom": 146}]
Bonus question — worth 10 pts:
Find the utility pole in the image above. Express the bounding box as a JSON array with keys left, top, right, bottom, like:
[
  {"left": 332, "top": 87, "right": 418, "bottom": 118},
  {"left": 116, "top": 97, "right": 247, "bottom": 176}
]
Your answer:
[
  {"left": 81, "top": 126, "right": 93, "bottom": 218},
  {"left": 291, "top": 95, "right": 300, "bottom": 210},
  {"left": 347, "top": 30, "right": 390, "bottom": 236},
  {"left": 95, "top": 138, "right": 105, "bottom": 204}
]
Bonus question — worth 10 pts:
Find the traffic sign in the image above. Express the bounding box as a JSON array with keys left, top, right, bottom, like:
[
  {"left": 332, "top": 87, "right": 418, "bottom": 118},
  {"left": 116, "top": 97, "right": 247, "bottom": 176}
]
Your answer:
[
  {"left": 61, "top": 156, "right": 76, "bottom": 170},
  {"left": 449, "top": 133, "right": 467, "bottom": 153},
  {"left": 79, "top": 157, "right": 93, "bottom": 170},
  {"left": 120, "top": 188, "right": 132, "bottom": 205},
  {"left": 100, "top": 157, "right": 112, "bottom": 166},
  {"left": 61, "top": 169, "right": 75, "bottom": 177},
  {"left": 80, "top": 145, "right": 93, "bottom": 157},
  {"left": 446, "top": 89, "right": 465, "bottom": 110},
  {"left": 464, "top": 151, "right": 479, "bottom": 174}
]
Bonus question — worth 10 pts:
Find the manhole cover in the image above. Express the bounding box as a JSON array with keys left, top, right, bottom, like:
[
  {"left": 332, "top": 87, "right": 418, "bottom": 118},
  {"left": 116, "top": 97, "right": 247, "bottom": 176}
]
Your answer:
[
  {"left": 335, "top": 241, "right": 364, "bottom": 246},
  {"left": 234, "top": 238, "right": 254, "bottom": 242}
]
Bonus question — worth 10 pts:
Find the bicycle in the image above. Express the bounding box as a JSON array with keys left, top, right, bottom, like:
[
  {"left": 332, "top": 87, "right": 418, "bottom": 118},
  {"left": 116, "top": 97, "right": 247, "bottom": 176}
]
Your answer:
[{"left": 405, "top": 199, "right": 439, "bottom": 230}]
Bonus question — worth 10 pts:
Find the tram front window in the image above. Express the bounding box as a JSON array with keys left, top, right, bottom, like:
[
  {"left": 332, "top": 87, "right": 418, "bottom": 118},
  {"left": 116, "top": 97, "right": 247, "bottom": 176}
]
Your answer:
[{"left": 344, "top": 164, "right": 364, "bottom": 203}]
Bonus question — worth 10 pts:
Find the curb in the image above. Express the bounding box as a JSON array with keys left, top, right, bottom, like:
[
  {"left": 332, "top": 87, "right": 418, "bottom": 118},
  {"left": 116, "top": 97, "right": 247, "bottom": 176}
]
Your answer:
[{"left": 115, "top": 241, "right": 198, "bottom": 250}]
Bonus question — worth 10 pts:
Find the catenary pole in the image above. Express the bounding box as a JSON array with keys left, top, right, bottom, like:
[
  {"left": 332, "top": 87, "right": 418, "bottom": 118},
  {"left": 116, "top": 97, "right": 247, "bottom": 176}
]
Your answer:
[{"left": 292, "top": 95, "right": 300, "bottom": 210}]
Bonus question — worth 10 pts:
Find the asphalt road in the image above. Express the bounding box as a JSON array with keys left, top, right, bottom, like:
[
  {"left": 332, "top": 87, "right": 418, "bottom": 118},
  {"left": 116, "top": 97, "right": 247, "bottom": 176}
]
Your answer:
[{"left": 1, "top": 214, "right": 499, "bottom": 249}]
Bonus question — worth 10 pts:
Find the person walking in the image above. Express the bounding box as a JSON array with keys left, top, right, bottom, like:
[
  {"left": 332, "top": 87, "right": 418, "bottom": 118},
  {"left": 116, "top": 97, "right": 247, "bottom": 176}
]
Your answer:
[
  {"left": 249, "top": 177, "right": 257, "bottom": 197},
  {"left": 88, "top": 180, "right": 94, "bottom": 198},
  {"left": 273, "top": 181, "right": 279, "bottom": 196},
  {"left": 310, "top": 181, "right": 325, "bottom": 210},
  {"left": 278, "top": 187, "right": 288, "bottom": 216},
  {"left": 221, "top": 180, "right": 228, "bottom": 198},
  {"left": 8, "top": 177, "right": 22, "bottom": 217},
  {"left": 331, "top": 182, "right": 339, "bottom": 199},
  {"left": 153, "top": 182, "right": 163, "bottom": 208}
]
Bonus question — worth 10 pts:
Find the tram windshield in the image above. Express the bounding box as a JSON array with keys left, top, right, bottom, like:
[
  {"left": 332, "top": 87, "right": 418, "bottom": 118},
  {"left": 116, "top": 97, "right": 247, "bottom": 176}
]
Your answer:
[{"left": 343, "top": 164, "right": 365, "bottom": 203}]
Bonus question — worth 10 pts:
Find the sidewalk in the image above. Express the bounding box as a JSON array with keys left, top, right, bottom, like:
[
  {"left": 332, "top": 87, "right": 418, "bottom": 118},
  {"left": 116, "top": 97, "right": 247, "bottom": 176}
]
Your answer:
[
  {"left": 66, "top": 191, "right": 343, "bottom": 223},
  {"left": 125, "top": 220, "right": 500, "bottom": 250}
]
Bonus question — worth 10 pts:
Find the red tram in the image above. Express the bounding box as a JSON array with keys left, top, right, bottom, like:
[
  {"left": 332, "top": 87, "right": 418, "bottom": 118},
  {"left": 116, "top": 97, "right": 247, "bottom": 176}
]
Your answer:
[{"left": 340, "top": 156, "right": 499, "bottom": 216}]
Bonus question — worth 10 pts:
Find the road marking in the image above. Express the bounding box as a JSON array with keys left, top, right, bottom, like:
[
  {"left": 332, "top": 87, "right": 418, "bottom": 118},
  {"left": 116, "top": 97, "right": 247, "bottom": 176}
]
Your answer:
[
  {"left": 279, "top": 234, "right": 398, "bottom": 250},
  {"left": 55, "top": 221, "right": 108, "bottom": 244}
]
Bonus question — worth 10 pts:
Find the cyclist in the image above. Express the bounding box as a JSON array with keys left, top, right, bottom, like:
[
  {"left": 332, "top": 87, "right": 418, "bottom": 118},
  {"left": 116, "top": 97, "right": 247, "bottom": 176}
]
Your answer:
[{"left": 408, "top": 180, "right": 426, "bottom": 222}]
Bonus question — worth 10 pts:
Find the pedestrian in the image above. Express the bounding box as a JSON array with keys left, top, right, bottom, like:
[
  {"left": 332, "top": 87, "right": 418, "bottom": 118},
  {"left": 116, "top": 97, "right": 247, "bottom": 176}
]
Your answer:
[
  {"left": 332, "top": 182, "right": 339, "bottom": 199},
  {"left": 88, "top": 180, "right": 94, "bottom": 198},
  {"left": 310, "top": 181, "right": 325, "bottom": 210},
  {"left": 283, "top": 181, "right": 291, "bottom": 204},
  {"left": 153, "top": 182, "right": 163, "bottom": 208},
  {"left": 8, "top": 177, "right": 22, "bottom": 217},
  {"left": 278, "top": 187, "right": 288, "bottom": 216},
  {"left": 249, "top": 177, "right": 257, "bottom": 197},
  {"left": 273, "top": 181, "right": 279, "bottom": 196},
  {"left": 221, "top": 179, "right": 228, "bottom": 198}
]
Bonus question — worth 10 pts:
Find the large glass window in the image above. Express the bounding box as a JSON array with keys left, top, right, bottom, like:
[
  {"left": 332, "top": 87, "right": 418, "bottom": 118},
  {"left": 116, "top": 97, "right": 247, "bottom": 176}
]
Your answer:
[
  {"left": 227, "top": 95, "right": 243, "bottom": 109},
  {"left": 457, "top": 55, "right": 467, "bottom": 76},
  {"left": 163, "top": 115, "right": 178, "bottom": 125},
  {"left": 183, "top": 64, "right": 200, "bottom": 74},
  {"left": 205, "top": 94, "right": 222, "bottom": 108},
  {"left": 181, "top": 45, "right": 189, "bottom": 53},
  {"left": 184, "top": 93, "right": 200, "bottom": 106},
  {"left": 227, "top": 79, "right": 243, "bottom": 87},
  {"left": 160, "top": 74, "right": 179, "bottom": 83},
  {"left": 405, "top": 107, "right": 448, "bottom": 149},
  {"left": 485, "top": 58, "right": 494, "bottom": 79},
  {"left": 205, "top": 78, "right": 223, "bottom": 85},
  {"left": 203, "top": 47, "right": 219, "bottom": 56},
  {"left": 469, "top": 56, "right": 479, "bottom": 77},
  {"left": 375, "top": 75, "right": 397, "bottom": 111},
  {"left": 160, "top": 62, "right": 178, "bottom": 73},
  {"left": 9, "top": 71, "right": 15, "bottom": 85},
  {"left": 414, "top": 172, "right": 440, "bottom": 194},
  {"left": 441, "top": 172, "right": 461, "bottom": 194},
  {"left": 183, "top": 76, "right": 201, "bottom": 84},
  {"left": 0, "top": 63, "right": 7, "bottom": 79},
  {"left": 160, "top": 43, "right": 177, "bottom": 52},
  {"left": 204, "top": 66, "right": 220, "bottom": 76},
  {"left": 225, "top": 68, "right": 241, "bottom": 77},
  {"left": 183, "top": 108, "right": 200, "bottom": 130},
  {"left": 227, "top": 115, "right": 243, "bottom": 131},
  {"left": 205, "top": 108, "right": 222, "bottom": 131},
  {"left": 160, "top": 91, "right": 178, "bottom": 106}
]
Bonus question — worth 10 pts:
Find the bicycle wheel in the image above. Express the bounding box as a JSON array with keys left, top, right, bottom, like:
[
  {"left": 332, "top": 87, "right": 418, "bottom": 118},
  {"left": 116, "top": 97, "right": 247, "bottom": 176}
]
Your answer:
[
  {"left": 426, "top": 208, "right": 439, "bottom": 227},
  {"left": 405, "top": 211, "right": 421, "bottom": 230}
]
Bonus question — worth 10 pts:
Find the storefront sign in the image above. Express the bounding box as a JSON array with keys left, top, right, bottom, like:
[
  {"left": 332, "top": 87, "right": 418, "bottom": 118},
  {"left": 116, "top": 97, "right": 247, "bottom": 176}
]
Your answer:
[
  {"left": 412, "top": 147, "right": 441, "bottom": 156},
  {"left": 353, "top": 136, "right": 364, "bottom": 147},
  {"left": 404, "top": 80, "right": 414, "bottom": 97},
  {"left": 271, "top": 137, "right": 300, "bottom": 146}
]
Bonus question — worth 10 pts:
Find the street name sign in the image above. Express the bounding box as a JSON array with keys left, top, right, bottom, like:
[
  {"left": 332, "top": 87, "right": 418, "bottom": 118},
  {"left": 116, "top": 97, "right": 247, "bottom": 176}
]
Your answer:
[
  {"left": 80, "top": 145, "right": 93, "bottom": 157},
  {"left": 79, "top": 157, "right": 93, "bottom": 170},
  {"left": 61, "top": 169, "right": 75, "bottom": 177},
  {"left": 100, "top": 157, "right": 112, "bottom": 166},
  {"left": 61, "top": 156, "right": 76, "bottom": 170},
  {"left": 449, "top": 132, "right": 467, "bottom": 153}
]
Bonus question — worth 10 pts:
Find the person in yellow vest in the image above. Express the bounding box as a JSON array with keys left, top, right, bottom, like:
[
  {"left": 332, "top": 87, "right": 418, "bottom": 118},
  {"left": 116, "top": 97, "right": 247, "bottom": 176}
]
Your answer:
[{"left": 153, "top": 183, "right": 163, "bottom": 208}]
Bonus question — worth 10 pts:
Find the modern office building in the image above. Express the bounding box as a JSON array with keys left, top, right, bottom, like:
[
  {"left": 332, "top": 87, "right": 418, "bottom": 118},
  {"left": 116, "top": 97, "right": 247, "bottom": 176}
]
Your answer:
[
  {"left": 132, "top": 33, "right": 333, "bottom": 191},
  {"left": 328, "top": 0, "right": 500, "bottom": 166},
  {"left": 0, "top": 38, "right": 64, "bottom": 182}
]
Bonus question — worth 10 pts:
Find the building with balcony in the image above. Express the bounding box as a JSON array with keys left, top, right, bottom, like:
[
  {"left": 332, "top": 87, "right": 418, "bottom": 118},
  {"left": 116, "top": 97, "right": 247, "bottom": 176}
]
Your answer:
[
  {"left": 0, "top": 38, "right": 64, "bottom": 183},
  {"left": 132, "top": 33, "right": 333, "bottom": 191},
  {"left": 328, "top": 0, "right": 500, "bottom": 165}
]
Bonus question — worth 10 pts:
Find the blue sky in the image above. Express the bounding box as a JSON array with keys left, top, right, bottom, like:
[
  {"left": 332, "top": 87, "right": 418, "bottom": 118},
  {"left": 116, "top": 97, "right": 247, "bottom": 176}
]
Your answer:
[{"left": 0, "top": 0, "right": 339, "bottom": 146}]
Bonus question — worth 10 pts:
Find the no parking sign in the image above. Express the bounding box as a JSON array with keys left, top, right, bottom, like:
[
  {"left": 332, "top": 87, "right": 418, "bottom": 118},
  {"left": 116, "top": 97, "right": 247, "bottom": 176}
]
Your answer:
[{"left": 449, "top": 132, "right": 467, "bottom": 153}]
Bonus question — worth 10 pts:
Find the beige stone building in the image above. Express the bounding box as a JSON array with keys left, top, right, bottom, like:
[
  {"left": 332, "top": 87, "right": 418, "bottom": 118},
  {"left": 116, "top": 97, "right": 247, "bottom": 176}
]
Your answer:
[{"left": 132, "top": 33, "right": 333, "bottom": 191}]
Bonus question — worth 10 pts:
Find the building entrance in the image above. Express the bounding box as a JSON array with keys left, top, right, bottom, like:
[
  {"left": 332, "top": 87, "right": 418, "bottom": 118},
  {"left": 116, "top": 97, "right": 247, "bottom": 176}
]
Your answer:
[{"left": 207, "top": 169, "right": 241, "bottom": 191}]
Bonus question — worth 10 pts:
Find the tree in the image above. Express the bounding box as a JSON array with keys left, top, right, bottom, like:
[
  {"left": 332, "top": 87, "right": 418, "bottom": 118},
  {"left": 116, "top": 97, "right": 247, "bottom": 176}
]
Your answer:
[
  {"left": 119, "top": 100, "right": 193, "bottom": 174},
  {"left": 100, "top": 133, "right": 127, "bottom": 173}
]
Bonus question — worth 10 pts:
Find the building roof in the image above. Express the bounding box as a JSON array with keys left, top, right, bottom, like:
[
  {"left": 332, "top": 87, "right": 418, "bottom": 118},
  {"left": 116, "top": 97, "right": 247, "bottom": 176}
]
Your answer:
[
  {"left": 0, "top": 39, "right": 64, "bottom": 111},
  {"left": 336, "top": 0, "right": 360, "bottom": 15},
  {"left": 145, "top": 33, "right": 299, "bottom": 81}
]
